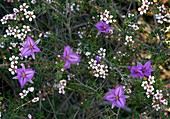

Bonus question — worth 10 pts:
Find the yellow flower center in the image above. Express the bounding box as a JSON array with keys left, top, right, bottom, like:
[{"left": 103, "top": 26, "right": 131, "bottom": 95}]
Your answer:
[
  {"left": 22, "top": 73, "right": 26, "bottom": 78},
  {"left": 66, "top": 55, "right": 69, "bottom": 59},
  {"left": 29, "top": 45, "right": 33, "bottom": 50},
  {"left": 115, "top": 96, "right": 119, "bottom": 100}
]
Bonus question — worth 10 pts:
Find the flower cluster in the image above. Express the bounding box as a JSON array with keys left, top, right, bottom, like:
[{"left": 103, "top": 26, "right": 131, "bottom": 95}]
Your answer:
[
  {"left": 9, "top": 42, "right": 18, "bottom": 50},
  {"left": 0, "top": 13, "right": 17, "bottom": 24},
  {"left": 141, "top": 76, "right": 168, "bottom": 111},
  {"left": 88, "top": 48, "right": 108, "bottom": 79},
  {"left": 8, "top": 55, "right": 19, "bottom": 75},
  {"left": 155, "top": 4, "right": 170, "bottom": 24},
  {"left": 138, "top": 0, "right": 152, "bottom": 15},
  {"left": 54, "top": 80, "right": 67, "bottom": 94},
  {"left": 3, "top": 24, "right": 31, "bottom": 40},
  {"left": 67, "top": 3, "right": 80, "bottom": 12},
  {"left": 1, "top": 2, "right": 41, "bottom": 88},
  {"left": 124, "top": 35, "right": 134, "bottom": 45},
  {"left": 1, "top": 1, "right": 170, "bottom": 118},
  {"left": 128, "top": 24, "right": 139, "bottom": 31},
  {"left": 19, "top": 87, "right": 34, "bottom": 99},
  {"left": 123, "top": 86, "right": 132, "bottom": 94},
  {"left": 100, "top": 10, "right": 113, "bottom": 24},
  {"left": 1, "top": 3, "right": 35, "bottom": 24}
]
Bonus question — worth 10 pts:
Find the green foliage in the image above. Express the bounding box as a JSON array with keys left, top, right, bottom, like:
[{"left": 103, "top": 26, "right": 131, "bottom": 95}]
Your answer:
[{"left": 0, "top": 0, "right": 170, "bottom": 119}]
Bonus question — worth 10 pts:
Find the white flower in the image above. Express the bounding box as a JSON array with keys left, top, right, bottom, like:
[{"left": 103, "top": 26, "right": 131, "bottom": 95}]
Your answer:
[
  {"left": 95, "top": 64, "right": 103, "bottom": 72},
  {"left": 152, "top": 104, "right": 160, "bottom": 111},
  {"left": 126, "top": 89, "right": 132, "bottom": 94},
  {"left": 102, "top": 65, "right": 108, "bottom": 72},
  {"left": 31, "top": 0, "right": 36, "bottom": 4},
  {"left": 60, "top": 80, "right": 67, "bottom": 87},
  {"left": 8, "top": 65, "right": 17, "bottom": 75},
  {"left": 88, "top": 59, "right": 97, "bottom": 67},
  {"left": 125, "top": 36, "right": 132, "bottom": 42},
  {"left": 138, "top": 6, "right": 147, "bottom": 15},
  {"left": 141, "top": 81, "right": 148, "bottom": 90},
  {"left": 1, "top": 17, "right": 7, "bottom": 24},
  {"left": 13, "top": 8, "right": 19, "bottom": 13},
  {"left": 85, "top": 52, "right": 91, "bottom": 56},
  {"left": 59, "top": 87, "right": 65, "bottom": 94},
  {"left": 165, "top": 13, "right": 170, "bottom": 19},
  {"left": 147, "top": 85, "right": 154, "bottom": 93},
  {"left": 154, "top": 93, "right": 163, "bottom": 100},
  {"left": 19, "top": 93, "right": 24, "bottom": 99},
  {"left": 100, "top": 72, "right": 106, "bottom": 79},
  {"left": 3, "top": 34, "right": 7, "bottom": 38},
  {"left": 100, "top": 10, "right": 113, "bottom": 24},
  {"left": 158, "top": 4, "right": 166, "bottom": 13},
  {"left": 109, "top": 29, "right": 113, "bottom": 34},
  {"left": 106, "top": 15, "right": 113, "bottom": 24},
  {"left": 19, "top": 3, "right": 29, "bottom": 12},
  {"left": 12, "top": 28, "right": 20, "bottom": 38},
  {"left": 160, "top": 99, "right": 168, "bottom": 105},
  {"left": 6, "top": 26, "right": 13, "bottom": 36},
  {"left": 155, "top": 14, "right": 168, "bottom": 24},
  {"left": 22, "top": 25, "right": 31, "bottom": 34},
  {"left": 24, "top": 11, "right": 36, "bottom": 22},
  {"left": 104, "top": 9, "right": 110, "bottom": 15},
  {"left": 28, "top": 87, "right": 34, "bottom": 92},
  {"left": 32, "top": 97, "right": 39, "bottom": 103},
  {"left": 146, "top": 91, "right": 154, "bottom": 98},
  {"left": 156, "top": 90, "right": 162, "bottom": 93},
  {"left": 28, "top": 114, "right": 32, "bottom": 119},
  {"left": 10, "top": 42, "right": 18, "bottom": 48},
  {"left": 98, "top": 48, "right": 106, "bottom": 57},
  {"left": 148, "top": 76, "right": 155, "bottom": 84},
  {"left": 22, "top": 90, "right": 29, "bottom": 96},
  {"left": 143, "top": 0, "right": 150, "bottom": 8},
  {"left": 132, "top": 24, "right": 139, "bottom": 30},
  {"left": 94, "top": 73, "right": 99, "bottom": 77},
  {"left": 9, "top": 55, "right": 19, "bottom": 64},
  {"left": 19, "top": 90, "right": 29, "bottom": 99},
  {"left": 153, "top": 90, "right": 163, "bottom": 100},
  {"left": 17, "top": 33, "right": 26, "bottom": 40}
]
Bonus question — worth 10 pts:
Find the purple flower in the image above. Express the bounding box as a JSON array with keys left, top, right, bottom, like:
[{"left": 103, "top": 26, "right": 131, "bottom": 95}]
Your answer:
[
  {"left": 128, "top": 61, "right": 152, "bottom": 79},
  {"left": 62, "top": 46, "right": 81, "bottom": 69},
  {"left": 13, "top": 64, "right": 34, "bottom": 88},
  {"left": 21, "top": 36, "right": 41, "bottom": 59},
  {"left": 137, "top": 61, "right": 151, "bottom": 78},
  {"left": 95, "top": 56, "right": 101, "bottom": 63},
  {"left": 128, "top": 66, "right": 142, "bottom": 78},
  {"left": 104, "top": 85, "right": 129, "bottom": 109},
  {"left": 94, "top": 21, "right": 110, "bottom": 35}
]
